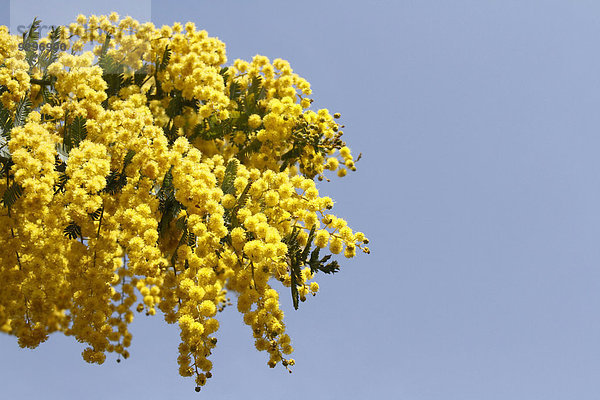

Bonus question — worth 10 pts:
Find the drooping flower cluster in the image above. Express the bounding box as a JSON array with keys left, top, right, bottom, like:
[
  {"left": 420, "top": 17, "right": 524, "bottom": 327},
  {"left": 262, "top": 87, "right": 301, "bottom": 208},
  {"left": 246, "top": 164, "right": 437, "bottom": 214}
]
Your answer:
[{"left": 0, "top": 14, "right": 369, "bottom": 391}]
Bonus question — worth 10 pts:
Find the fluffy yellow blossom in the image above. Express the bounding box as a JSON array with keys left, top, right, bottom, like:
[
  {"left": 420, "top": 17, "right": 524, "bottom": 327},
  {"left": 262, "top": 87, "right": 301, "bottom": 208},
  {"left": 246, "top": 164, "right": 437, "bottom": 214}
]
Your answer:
[
  {"left": 0, "top": 14, "right": 369, "bottom": 392},
  {"left": 248, "top": 114, "right": 262, "bottom": 129}
]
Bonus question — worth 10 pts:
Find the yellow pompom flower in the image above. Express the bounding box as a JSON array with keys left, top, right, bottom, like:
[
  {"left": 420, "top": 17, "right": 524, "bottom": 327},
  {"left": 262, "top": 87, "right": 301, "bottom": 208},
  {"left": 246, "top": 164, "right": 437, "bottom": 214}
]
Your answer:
[
  {"left": 222, "top": 194, "right": 236, "bottom": 209},
  {"left": 248, "top": 114, "right": 262, "bottom": 129},
  {"left": 329, "top": 238, "right": 343, "bottom": 254},
  {"left": 314, "top": 230, "right": 330, "bottom": 248}
]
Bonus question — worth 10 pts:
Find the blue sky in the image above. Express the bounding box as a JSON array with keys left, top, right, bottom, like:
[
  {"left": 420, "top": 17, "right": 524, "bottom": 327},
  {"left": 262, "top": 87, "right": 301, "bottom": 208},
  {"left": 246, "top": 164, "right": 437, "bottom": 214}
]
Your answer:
[{"left": 3, "top": 1, "right": 600, "bottom": 399}]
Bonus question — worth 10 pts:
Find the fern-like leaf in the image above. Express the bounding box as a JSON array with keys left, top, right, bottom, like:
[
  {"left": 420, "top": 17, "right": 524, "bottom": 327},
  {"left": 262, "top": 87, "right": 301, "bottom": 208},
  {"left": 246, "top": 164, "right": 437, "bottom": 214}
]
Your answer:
[
  {"left": 123, "top": 149, "right": 136, "bottom": 168},
  {"left": 221, "top": 159, "right": 239, "bottom": 195},
  {"left": 1, "top": 183, "right": 22, "bottom": 208},
  {"left": 53, "top": 173, "right": 68, "bottom": 194},
  {"left": 0, "top": 104, "right": 13, "bottom": 139},
  {"left": 103, "top": 150, "right": 136, "bottom": 195},
  {"left": 14, "top": 97, "right": 32, "bottom": 127},
  {"left": 88, "top": 207, "right": 103, "bottom": 221},
  {"left": 229, "top": 80, "right": 242, "bottom": 101},
  {"left": 22, "top": 18, "right": 41, "bottom": 67},
  {"left": 134, "top": 64, "right": 149, "bottom": 87},
  {"left": 237, "top": 139, "right": 262, "bottom": 161},
  {"left": 166, "top": 94, "right": 183, "bottom": 118},
  {"left": 68, "top": 115, "right": 87, "bottom": 149},
  {"left": 159, "top": 46, "right": 171, "bottom": 71},
  {"left": 98, "top": 33, "right": 111, "bottom": 61},
  {"left": 318, "top": 260, "right": 340, "bottom": 274},
  {"left": 63, "top": 222, "right": 82, "bottom": 240},
  {"left": 187, "top": 231, "right": 197, "bottom": 249},
  {"left": 38, "top": 26, "right": 62, "bottom": 70}
]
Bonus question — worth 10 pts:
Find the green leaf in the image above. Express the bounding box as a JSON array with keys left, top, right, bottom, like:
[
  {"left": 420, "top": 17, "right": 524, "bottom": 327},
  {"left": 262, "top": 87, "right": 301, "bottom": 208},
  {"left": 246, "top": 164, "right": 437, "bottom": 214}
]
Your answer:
[
  {"left": 0, "top": 158, "right": 13, "bottom": 178},
  {"left": 88, "top": 207, "right": 103, "bottom": 221},
  {"left": 187, "top": 231, "right": 197, "bottom": 249},
  {"left": 38, "top": 25, "right": 62, "bottom": 70},
  {"left": 282, "top": 226, "right": 300, "bottom": 248},
  {"left": 308, "top": 247, "right": 321, "bottom": 272},
  {"left": 166, "top": 94, "right": 184, "bottom": 118},
  {"left": 281, "top": 226, "right": 303, "bottom": 310},
  {"left": 14, "top": 97, "right": 32, "bottom": 127},
  {"left": 159, "top": 46, "right": 171, "bottom": 71},
  {"left": 289, "top": 259, "right": 300, "bottom": 306},
  {"left": 22, "top": 18, "right": 41, "bottom": 43},
  {"left": 133, "top": 64, "right": 149, "bottom": 87},
  {"left": 98, "top": 43, "right": 117, "bottom": 73},
  {"left": 98, "top": 33, "right": 111, "bottom": 60},
  {"left": 290, "top": 251, "right": 302, "bottom": 310},
  {"left": 103, "top": 150, "right": 136, "bottom": 195},
  {"left": 237, "top": 139, "right": 261, "bottom": 161},
  {"left": 279, "top": 146, "right": 302, "bottom": 171},
  {"left": 188, "top": 123, "right": 205, "bottom": 142},
  {"left": 234, "top": 179, "right": 252, "bottom": 208},
  {"left": 54, "top": 156, "right": 66, "bottom": 172},
  {"left": 41, "top": 85, "right": 58, "bottom": 107},
  {"left": 175, "top": 215, "right": 187, "bottom": 231},
  {"left": 221, "top": 159, "right": 239, "bottom": 195},
  {"left": 281, "top": 146, "right": 302, "bottom": 161},
  {"left": 189, "top": 115, "right": 233, "bottom": 142},
  {"left": 99, "top": 52, "right": 127, "bottom": 105},
  {"left": 157, "top": 167, "right": 184, "bottom": 238},
  {"left": 170, "top": 225, "right": 189, "bottom": 268},
  {"left": 241, "top": 75, "right": 266, "bottom": 114},
  {"left": 1, "top": 183, "right": 23, "bottom": 208},
  {"left": 103, "top": 171, "right": 120, "bottom": 195},
  {"left": 308, "top": 250, "right": 339, "bottom": 274},
  {"left": 219, "top": 67, "right": 230, "bottom": 79},
  {"left": 318, "top": 259, "right": 340, "bottom": 274},
  {"left": 123, "top": 149, "right": 136, "bottom": 168},
  {"left": 63, "top": 221, "right": 82, "bottom": 240},
  {"left": 53, "top": 173, "right": 68, "bottom": 194},
  {"left": 69, "top": 115, "right": 87, "bottom": 147},
  {"left": 300, "top": 225, "right": 316, "bottom": 262},
  {"left": 283, "top": 226, "right": 339, "bottom": 308},
  {"left": 22, "top": 18, "right": 41, "bottom": 67},
  {"left": 229, "top": 80, "right": 242, "bottom": 101},
  {"left": 248, "top": 75, "right": 263, "bottom": 95},
  {"left": 228, "top": 180, "right": 252, "bottom": 229},
  {"left": 0, "top": 104, "right": 13, "bottom": 139}
]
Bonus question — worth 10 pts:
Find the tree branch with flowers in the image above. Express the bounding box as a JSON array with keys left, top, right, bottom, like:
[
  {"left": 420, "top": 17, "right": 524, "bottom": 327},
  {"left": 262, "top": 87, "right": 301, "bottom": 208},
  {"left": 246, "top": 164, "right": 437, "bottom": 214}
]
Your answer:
[{"left": 0, "top": 13, "right": 369, "bottom": 392}]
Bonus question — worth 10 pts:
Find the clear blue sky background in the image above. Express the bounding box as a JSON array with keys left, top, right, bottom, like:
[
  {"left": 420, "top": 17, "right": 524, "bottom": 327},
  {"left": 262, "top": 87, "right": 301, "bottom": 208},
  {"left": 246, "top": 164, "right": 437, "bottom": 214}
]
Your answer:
[{"left": 2, "top": 0, "right": 600, "bottom": 399}]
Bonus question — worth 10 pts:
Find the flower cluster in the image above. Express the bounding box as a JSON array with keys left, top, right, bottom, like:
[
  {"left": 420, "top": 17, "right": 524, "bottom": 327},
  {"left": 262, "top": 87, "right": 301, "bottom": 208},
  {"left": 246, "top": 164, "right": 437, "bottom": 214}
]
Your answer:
[
  {"left": 0, "top": 26, "right": 30, "bottom": 110},
  {"left": 0, "top": 14, "right": 369, "bottom": 391}
]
